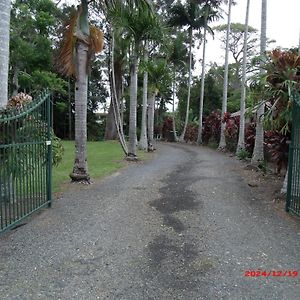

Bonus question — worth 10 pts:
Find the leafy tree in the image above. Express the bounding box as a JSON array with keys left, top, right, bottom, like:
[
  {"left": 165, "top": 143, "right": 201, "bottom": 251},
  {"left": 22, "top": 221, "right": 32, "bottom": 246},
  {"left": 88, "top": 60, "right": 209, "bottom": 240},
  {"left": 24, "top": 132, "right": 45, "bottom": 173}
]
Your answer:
[
  {"left": 9, "top": 0, "right": 64, "bottom": 96},
  {"left": 214, "top": 22, "right": 259, "bottom": 88}
]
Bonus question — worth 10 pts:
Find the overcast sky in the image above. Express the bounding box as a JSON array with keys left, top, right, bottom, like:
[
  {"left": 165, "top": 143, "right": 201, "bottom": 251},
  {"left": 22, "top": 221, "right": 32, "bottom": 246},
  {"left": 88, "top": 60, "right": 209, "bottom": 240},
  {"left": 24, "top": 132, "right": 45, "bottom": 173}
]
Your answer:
[{"left": 204, "top": 0, "right": 300, "bottom": 66}]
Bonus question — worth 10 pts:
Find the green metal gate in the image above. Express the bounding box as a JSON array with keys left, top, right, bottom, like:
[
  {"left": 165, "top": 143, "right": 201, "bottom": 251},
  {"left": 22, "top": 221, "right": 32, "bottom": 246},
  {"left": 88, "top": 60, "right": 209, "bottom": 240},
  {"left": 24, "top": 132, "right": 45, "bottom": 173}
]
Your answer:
[
  {"left": 0, "top": 92, "right": 52, "bottom": 232},
  {"left": 286, "top": 91, "right": 300, "bottom": 216}
]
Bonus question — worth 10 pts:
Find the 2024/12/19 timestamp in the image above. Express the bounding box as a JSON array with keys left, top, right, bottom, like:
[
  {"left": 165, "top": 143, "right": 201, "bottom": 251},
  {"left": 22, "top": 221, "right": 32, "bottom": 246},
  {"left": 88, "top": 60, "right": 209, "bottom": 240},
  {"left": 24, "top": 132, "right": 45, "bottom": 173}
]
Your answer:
[{"left": 244, "top": 270, "right": 298, "bottom": 277}]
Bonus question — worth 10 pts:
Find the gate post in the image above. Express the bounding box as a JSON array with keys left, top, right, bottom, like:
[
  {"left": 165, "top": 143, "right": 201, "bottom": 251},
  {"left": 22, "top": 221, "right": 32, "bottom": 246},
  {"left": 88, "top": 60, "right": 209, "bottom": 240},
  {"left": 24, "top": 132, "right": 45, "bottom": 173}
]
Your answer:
[{"left": 46, "top": 93, "right": 52, "bottom": 207}]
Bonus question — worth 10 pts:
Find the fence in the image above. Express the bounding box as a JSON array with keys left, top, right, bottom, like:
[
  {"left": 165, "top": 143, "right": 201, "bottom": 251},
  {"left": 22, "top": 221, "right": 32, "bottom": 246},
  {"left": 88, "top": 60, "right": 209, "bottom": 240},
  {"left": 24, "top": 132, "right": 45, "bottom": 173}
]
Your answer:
[
  {"left": 0, "top": 92, "right": 52, "bottom": 232},
  {"left": 286, "top": 91, "right": 300, "bottom": 216}
]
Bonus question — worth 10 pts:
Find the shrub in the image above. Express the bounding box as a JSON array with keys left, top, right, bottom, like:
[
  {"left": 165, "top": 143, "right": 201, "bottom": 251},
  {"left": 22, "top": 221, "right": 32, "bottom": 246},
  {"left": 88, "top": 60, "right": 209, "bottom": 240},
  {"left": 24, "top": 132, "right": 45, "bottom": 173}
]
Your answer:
[
  {"left": 237, "top": 148, "right": 251, "bottom": 160},
  {"left": 245, "top": 122, "right": 256, "bottom": 155},
  {"left": 185, "top": 122, "right": 198, "bottom": 143},
  {"left": 162, "top": 116, "right": 174, "bottom": 141},
  {"left": 202, "top": 111, "right": 221, "bottom": 144},
  {"left": 224, "top": 113, "right": 239, "bottom": 152},
  {"left": 264, "top": 130, "right": 289, "bottom": 174}
]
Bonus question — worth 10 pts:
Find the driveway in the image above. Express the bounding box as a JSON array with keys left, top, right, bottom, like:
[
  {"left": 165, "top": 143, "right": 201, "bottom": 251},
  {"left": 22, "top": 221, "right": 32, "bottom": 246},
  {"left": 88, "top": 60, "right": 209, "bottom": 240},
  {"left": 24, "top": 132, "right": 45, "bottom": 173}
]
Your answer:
[{"left": 0, "top": 143, "right": 300, "bottom": 299}]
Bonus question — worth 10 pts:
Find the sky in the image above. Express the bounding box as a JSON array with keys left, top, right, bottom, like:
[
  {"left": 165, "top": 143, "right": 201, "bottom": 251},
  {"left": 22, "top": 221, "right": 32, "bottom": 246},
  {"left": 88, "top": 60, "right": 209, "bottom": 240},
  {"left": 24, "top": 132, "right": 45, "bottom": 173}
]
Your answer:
[
  {"left": 204, "top": 0, "right": 300, "bottom": 66},
  {"left": 62, "top": 0, "right": 300, "bottom": 66}
]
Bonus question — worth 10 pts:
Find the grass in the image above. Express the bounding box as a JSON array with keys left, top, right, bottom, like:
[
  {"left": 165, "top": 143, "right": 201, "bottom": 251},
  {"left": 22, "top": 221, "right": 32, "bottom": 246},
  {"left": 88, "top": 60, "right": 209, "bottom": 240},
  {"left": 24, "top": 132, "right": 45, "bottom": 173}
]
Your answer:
[{"left": 52, "top": 140, "right": 149, "bottom": 192}]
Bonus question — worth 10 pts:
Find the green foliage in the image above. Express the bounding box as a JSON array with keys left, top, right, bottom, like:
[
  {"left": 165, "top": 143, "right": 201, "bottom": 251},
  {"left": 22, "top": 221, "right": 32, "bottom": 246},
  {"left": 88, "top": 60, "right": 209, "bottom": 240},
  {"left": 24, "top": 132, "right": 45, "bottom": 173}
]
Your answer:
[{"left": 236, "top": 148, "right": 251, "bottom": 160}]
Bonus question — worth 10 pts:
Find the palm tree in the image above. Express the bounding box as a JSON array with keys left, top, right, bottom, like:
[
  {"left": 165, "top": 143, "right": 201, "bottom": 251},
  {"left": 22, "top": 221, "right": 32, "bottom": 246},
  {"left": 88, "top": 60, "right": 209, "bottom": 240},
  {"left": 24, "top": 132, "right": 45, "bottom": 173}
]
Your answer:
[
  {"left": 107, "top": 0, "right": 160, "bottom": 159},
  {"left": 251, "top": 0, "right": 267, "bottom": 164},
  {"left": 139, "top": 41, "right": 149, "bottom": 150},
  {"left": 146, "top": 59, "right": 171, "bottom": 150},
  {"left": 218, "top": 0, "right": 233, "bottom": 150},
  {"left": 0, "top": 0, "right": 11, "bottom": 109},
  {"left": 167, "top": 32, "right": 188, "bottom": 142},
  {"left": 197, "top": 0, "right": 221, "bottom": 145},
  {"left": 236, "top": 0, "right": 250, "bottom": 153},
  {"left": 58, "top": 0, "right": 104, "bottom": 182},
  {"left": 169, "top": 0, "right": 205, "bottom": 142}
]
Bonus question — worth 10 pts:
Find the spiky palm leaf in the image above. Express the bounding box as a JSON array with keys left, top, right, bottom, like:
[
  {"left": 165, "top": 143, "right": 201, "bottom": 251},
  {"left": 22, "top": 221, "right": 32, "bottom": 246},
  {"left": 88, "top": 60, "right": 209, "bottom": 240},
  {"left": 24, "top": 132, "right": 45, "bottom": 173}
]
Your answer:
[{"left": 57, "top": 8, "right": 104, "bottom": 78}]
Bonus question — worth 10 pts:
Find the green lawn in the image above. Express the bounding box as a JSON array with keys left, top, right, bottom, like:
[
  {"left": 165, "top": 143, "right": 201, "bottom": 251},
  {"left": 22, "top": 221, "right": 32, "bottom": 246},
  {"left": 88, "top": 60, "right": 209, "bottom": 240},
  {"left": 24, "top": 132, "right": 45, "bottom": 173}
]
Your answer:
[{"left": 53, "top": 140, "right": 140, "bottom": 192}]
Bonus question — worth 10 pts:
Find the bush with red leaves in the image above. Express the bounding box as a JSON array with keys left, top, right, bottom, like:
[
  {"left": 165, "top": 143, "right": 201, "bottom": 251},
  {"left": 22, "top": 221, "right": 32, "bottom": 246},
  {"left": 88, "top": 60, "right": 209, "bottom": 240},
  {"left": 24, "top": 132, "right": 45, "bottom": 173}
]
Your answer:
[{"left": 202, "top": 111, "right": 221, "bottom": 144}]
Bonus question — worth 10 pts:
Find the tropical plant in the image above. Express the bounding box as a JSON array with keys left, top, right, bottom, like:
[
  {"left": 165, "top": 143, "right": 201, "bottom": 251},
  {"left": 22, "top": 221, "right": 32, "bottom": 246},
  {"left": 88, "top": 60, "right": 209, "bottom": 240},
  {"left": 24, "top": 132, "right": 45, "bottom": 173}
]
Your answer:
[
  {"left": 169, "top": 0, "right": 205, "bottom": 142},
  {"left": 146, "top": 58, "right": 172, "bottom": 150},
  {"left": 202, "top": 110, "right": 221, "bottom": 144},
  {"left": 106, "top": 0, "right": 160, "bottom": 159},
  {"left": 57, "top": 0, "right": 104, "bottom": 182}
]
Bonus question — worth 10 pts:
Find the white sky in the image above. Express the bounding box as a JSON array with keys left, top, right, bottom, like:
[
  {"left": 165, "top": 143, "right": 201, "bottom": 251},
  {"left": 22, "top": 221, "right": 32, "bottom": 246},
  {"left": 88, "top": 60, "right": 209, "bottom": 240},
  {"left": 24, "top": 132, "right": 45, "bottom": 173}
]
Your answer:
[
  {"left": 204, "top": 0, "right": 300, "bottom": 66},
  {"left": 62, "top": 0, "right": 300, "bottom": 66}
]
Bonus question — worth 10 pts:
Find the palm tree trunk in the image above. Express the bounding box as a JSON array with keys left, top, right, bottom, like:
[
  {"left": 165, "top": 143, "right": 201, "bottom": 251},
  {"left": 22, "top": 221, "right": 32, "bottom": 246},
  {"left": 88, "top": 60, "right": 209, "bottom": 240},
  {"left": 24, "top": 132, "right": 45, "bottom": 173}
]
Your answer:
[
  {"left": 147, "top": 91, "right": 156, "bottom": 151},
  {"left": 197, "top": 24, "right": 207, "bottom": 145},
  {"left": 70, "top": 41, "right": 90, "bottom": 182},
  {"left": 68, "top": 77, "right": 72, "bottom": 140},
  {"left": 236, "top": 0, "right": 250, "bottom": 153},
  {"left": 219, "top": 0, "right": 233, "bottom": 150},
  {"left": 252, "top": 0, "right": 267, "bottom": 164},
  {"left": 179, "top": 28, "right": 193, "bottom": 142},
  {"left": 128, "top": 48, "right": 138, "bottom": 159},
  {"left": 0, "top": 0, "right": 11, "bottom": 108},
  {"left": 139, "top": 41, "right": 148, "bottom": 150},
  {"left": 172, "top": 73, "right": 178, "bottom": 142}
]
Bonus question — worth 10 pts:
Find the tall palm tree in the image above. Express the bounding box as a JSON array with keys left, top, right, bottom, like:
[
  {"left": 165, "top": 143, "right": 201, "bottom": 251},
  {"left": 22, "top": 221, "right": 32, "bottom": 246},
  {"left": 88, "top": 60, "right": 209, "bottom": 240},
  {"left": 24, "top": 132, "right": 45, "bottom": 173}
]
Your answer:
[
  {"left": 236, "top": 0, "right": 250, "bottom": 153},
  {"left": 197, "top": 0, "right": 221, "bottom": 145},
  {"left": 107, "top": 0, "right": 159, "bottom": 159},
  {"left": 146, "top": 59, "right": 171, "bottom": 150},
  {"left": 251, "top": 0, "right": 267, "bottom": 164},
  {"left": 167, "top": 32, "right": 188, "bottom": 142},
  {"left": 0, "top": 0, "right": 11, "bottom": 108},
  {"left": 58, "top": 0, "right": 104, "bottom": 182},
  {"left": 218, "top": 0, "right": 233, "bottom": 150},
  {"left": 169, "top": 0, "right": 205, "bottom": 142},
  {"left": 139, "top": 41, "right": 149, "bottom": 150}
]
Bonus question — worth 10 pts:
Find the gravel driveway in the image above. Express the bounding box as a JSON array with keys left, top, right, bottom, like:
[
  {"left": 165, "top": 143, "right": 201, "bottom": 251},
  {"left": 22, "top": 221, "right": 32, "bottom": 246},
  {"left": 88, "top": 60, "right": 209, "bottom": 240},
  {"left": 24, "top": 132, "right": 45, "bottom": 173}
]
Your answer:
[{"left": 0, "top": 143, "right": 300, "bottom": 299}]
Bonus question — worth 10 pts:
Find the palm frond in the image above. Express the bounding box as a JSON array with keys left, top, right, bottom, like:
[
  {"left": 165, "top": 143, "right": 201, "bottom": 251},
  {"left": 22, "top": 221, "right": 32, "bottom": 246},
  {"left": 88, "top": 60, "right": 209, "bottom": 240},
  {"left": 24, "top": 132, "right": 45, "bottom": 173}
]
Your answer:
[
  {"left": 90, "top": 26, "right": 104, "bottom": 53},
  {"left": 56, "top": 12, "right": 78, "bottom": 77}
]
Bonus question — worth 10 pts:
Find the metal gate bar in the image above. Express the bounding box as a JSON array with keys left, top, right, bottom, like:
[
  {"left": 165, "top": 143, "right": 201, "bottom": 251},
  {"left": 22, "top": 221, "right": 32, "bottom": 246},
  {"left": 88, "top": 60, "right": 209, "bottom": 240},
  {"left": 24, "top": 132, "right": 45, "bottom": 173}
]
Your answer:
[
  {"left": 286, "top": 91, "right": 300, "bottom": 216},
  {"left": 0, "top": 92, "right": 52, "bottom": 232}
]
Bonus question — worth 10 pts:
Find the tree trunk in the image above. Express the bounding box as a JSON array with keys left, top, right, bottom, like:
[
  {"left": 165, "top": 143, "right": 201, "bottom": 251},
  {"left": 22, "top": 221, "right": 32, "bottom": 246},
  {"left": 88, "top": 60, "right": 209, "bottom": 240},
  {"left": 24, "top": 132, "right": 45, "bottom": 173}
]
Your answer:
[
  {"left": 252, "top": 0, "right": 267, "bottom": 164},
  {"left": 219, "top": 0, "right": 233, "bottom": 150},
  {"left": 70, "top": 41, "right": 90, "bottom": 182},
  {"left": 179, "top": 28, "right": 193, "bottom": 142},
  {"left": 128, "top": 49, "right": 138, "bottom": 159},
  {"left": 0, "top": 0, "right": 11, "bottom": 108},
  {"left": 12, "top": 65, "right": 19, "bottom": 96},
  {"left": 68, "top": 78, "right": 72, "bottom": 140},
  {"left": 197, "top": 24, "right": 207, "bottom": 145},
  {"left": 105, "top": 60, "right": 122, "bottom": 140},
  {"left": 139, "top": 41, "right": 148, "bottom": 150},
  {"left": 147, "top": 91, "right": 156, "bottom": 151},
  {"left": 172, "top": 74, "right": 178, "bottom": 142},
  {"left": 236, "top": 0, "right": 250, "bottom": 154}
]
